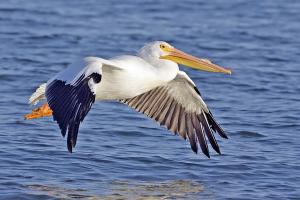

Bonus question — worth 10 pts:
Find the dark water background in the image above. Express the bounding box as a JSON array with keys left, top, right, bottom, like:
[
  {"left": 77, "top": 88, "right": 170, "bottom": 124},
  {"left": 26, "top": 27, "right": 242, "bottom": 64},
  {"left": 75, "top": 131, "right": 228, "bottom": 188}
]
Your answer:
[{"left": 0, "top": 0, "right": 300, "bottom": 199}]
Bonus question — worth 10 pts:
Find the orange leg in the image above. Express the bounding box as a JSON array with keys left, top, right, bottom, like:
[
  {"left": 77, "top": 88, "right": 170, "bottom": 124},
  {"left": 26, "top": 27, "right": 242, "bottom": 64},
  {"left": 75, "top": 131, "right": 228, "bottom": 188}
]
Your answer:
[{"left": 24, "top": 103, "right": 53, "bottom": 120}]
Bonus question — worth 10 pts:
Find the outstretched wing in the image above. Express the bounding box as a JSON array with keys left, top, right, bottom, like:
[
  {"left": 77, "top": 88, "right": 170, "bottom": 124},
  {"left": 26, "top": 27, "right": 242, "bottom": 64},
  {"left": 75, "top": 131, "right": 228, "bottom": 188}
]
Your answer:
[
  {"left": 46, "top": 57, "right": 120, "bottom": 152},
  {"left": 120, "top": 71, "right": 228, "bottom": 158}
]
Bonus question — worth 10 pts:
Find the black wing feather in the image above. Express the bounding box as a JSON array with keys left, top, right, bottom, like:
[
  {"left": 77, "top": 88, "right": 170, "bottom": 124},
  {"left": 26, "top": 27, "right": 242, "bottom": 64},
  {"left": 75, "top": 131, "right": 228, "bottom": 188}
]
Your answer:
[
  {"left": 120, "top": 83, "right": 228, "bottom": 158},
  {"left": 46, "top": 73, "right": 101, "bottom": 152}
]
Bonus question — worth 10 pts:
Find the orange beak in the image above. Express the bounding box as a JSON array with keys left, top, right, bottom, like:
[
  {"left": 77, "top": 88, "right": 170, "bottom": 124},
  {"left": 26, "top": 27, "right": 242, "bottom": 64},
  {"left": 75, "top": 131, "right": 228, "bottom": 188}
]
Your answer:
[{"left": 160, "top": 47, "right": 231, "bottom": 74}]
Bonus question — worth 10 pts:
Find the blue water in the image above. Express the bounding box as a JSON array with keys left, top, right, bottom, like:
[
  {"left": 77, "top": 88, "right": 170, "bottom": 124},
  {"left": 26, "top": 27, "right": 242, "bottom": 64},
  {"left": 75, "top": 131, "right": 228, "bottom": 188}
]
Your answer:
[{"left": 0, "top": 0, "right": 300, "bottom": 199}]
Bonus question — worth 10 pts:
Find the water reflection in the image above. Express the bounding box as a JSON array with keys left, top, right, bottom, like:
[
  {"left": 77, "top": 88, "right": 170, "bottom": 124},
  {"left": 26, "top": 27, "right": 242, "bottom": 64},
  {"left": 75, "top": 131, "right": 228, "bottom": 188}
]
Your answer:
[{"left": 27, "top": 180, "right": 203, "bottom": 199}]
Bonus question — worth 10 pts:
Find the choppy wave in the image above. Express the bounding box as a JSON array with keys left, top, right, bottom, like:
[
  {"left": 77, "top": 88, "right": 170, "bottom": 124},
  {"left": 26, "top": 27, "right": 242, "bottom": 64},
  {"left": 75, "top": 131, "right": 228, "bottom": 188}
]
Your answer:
[{"left": 0, "top": 0, "right": 300, "bottom": 199}]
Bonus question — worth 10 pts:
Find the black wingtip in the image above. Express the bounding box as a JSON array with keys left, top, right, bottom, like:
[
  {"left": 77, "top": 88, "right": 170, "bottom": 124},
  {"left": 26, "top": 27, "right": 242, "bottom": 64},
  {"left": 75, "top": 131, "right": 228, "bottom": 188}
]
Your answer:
[
  {"left": 215, "top": 147, "right": 221, "bottom": 155},
  {"left": 219, "top": 130, "right": 229, "bottom": 139},
  {"left": 60, "top": 129, "right": 67, "bottom": 138},
  {"left": 67, "top": 147, "right": 73, "bottom": 153},
  {"left": 67, "top": 140, "right": 73, "bottom": 153},
  {"left": 206, "top": 111, "right": 228, "bottom": 139},
  {"left": 202, "top": 149, "right": 210, "bottom": 158},
  {"left": 200, "top": 142, "right": 210, "bottom": 158},
  {"left": 191, "top": 144, "right": 198, "bottom": 154}
]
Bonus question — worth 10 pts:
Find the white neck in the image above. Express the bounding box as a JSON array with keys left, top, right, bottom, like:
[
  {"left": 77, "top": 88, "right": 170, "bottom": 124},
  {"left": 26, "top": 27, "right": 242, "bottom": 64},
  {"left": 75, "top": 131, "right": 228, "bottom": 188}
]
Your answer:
[
  {"left": 138, "top": 52, "right": 179, "bottom": 83},
  {"left": 153, "top": 59, "right": 179, "bottom": 83}
]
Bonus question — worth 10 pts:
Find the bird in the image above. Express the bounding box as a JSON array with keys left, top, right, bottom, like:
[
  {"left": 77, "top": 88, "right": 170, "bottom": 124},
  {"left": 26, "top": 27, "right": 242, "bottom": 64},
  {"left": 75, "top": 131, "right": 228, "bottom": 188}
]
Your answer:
[{"left": 25, "top": 41, "right": 231, "bottom": 158}]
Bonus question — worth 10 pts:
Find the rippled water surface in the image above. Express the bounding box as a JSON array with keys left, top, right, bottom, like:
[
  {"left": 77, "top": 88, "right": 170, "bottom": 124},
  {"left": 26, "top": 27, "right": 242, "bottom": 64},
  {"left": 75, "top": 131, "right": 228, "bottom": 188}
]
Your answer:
[{"left": 1, "top": 0, "right": 300, "bottom": 199}]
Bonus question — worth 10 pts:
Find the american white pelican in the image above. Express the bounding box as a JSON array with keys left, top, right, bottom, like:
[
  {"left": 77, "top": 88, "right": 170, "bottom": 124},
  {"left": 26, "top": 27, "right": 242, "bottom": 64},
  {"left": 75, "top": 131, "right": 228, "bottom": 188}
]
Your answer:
[{"left": 25, "top": 41, "right": 231, "bottom": 158}]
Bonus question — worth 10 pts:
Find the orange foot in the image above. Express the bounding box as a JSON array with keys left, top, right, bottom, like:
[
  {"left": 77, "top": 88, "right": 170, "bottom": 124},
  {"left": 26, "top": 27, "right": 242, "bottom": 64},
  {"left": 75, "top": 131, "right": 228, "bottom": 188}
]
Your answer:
[{"left": 24, "top": 103, "right": 53, "bottom": 120}]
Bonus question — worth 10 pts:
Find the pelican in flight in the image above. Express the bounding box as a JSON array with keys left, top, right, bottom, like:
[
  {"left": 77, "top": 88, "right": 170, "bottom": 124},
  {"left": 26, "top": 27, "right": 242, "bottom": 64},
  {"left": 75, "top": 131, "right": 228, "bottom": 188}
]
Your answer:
[{"left": 25, "top": 41, "right": 231, "bottom": 158}]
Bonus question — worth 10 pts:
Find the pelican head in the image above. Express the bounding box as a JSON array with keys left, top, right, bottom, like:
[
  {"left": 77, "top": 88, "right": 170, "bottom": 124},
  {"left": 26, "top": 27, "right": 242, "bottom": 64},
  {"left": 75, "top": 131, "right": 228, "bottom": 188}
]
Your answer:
[{"left": 138, "top": 41, "right": 231, "bottom": 74}]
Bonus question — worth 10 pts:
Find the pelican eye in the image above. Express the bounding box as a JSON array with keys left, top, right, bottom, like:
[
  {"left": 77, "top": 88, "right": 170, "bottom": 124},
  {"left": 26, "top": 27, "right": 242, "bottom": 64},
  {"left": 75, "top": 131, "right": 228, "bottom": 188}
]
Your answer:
[{"left": 160, "top": 44, "right": 166, "bottom": 49}]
